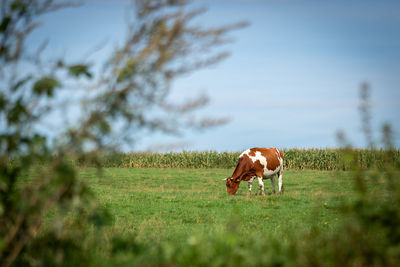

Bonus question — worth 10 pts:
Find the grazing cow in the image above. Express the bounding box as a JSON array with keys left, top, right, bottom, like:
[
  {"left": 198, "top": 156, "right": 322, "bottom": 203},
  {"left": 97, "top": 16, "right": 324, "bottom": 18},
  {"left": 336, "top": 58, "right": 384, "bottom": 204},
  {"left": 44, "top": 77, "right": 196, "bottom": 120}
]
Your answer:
[{"left": 224, "top": 148, "right": 284, "bottom": 196}]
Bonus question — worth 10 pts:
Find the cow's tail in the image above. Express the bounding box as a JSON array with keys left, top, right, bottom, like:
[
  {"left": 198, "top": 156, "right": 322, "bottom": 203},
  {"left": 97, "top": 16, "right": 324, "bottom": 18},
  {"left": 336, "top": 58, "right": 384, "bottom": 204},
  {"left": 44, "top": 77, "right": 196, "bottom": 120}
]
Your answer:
[
  {"left": 278, "top": 149, "right": 284, "bottom": 171},
  {"left": 279, "top": 149, "right": 284, "bottom": 160}
]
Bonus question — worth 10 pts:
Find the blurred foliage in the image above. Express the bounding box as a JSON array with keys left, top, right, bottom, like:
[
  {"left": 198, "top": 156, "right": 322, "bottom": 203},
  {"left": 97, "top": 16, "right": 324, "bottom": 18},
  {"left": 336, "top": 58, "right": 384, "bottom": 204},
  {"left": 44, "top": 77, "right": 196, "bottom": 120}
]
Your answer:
[
  {"left": 32, "top": 77, "right": 60, "bottom": 97},
  {"left": 67, "top": 64, "right": 92, "bottom": 78},
  {"left": 0, "top": 0, "right": 244, "bottom": 266}
]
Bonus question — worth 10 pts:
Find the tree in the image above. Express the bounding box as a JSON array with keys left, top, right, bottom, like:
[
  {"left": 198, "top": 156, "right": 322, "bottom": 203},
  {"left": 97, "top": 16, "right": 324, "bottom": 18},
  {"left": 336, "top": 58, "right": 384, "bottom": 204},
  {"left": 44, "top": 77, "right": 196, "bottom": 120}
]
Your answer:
[{"left": 0, "top": 0, "right": 246, "bottom": 265}]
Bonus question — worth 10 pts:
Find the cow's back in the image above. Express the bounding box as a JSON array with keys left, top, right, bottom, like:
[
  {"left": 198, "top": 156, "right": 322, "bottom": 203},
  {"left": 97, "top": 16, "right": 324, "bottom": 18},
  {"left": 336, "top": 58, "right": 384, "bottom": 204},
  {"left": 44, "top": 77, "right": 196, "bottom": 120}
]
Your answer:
[{"left": 240, "top": 147, "right": 283, "bottom": 177}]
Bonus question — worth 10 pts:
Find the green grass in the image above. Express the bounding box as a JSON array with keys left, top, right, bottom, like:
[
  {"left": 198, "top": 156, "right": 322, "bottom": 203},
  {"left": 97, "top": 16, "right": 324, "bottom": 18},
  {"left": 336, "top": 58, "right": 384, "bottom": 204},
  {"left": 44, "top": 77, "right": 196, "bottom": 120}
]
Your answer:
[{"left": 78, "top": 168, "right": 363, "bottom": 246}]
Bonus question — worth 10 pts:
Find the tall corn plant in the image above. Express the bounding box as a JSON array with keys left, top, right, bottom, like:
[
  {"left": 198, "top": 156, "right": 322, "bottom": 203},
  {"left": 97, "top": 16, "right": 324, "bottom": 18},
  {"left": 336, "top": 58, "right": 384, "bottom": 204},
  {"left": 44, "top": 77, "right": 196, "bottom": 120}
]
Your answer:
[{"left": 76, "top": 149, "right": 399, "bottom": 170}]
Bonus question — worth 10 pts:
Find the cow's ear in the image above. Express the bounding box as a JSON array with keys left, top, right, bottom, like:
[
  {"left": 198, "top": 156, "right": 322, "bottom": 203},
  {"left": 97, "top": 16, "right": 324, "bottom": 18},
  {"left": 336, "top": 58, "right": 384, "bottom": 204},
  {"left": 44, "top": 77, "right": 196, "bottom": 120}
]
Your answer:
[{"left": 235, "top": 178, "right": 240, "bottom": 183}]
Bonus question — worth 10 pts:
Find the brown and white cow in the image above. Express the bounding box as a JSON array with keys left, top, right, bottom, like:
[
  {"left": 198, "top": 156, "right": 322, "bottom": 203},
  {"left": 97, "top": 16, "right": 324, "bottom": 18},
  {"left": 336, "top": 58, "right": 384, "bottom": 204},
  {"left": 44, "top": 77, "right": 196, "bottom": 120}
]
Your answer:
[{"left": 224, "top": 147, "right": 284, "bottom": 196}]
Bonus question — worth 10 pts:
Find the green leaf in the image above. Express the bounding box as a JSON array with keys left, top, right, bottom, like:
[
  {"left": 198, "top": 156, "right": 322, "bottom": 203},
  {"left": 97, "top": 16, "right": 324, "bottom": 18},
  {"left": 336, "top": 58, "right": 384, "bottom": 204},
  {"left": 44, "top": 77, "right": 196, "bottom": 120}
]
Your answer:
[
  {"left": 68, "top": 64, "right": 92, "bottom": 78},
  {"left": 0, "top": 93, "right": 6, "bottom": 110},
  {"left": 33, "top": 77, "right": 60, "bottom": 97},
  {"left": 57, "top": 60, "right": 64, "bottom": 67},
  {"left": 98, "top": 120, "right": 111, "bottom": 134},
  {"left": 117, "top": 59, "right": 138, "bottom": 82},
  {"left": 0, "top": 16, "right": 11, "bottom": 33},
  {"left": 54, "top": 160, "right": 76, "bottom": 192},
  {"left": 89, "top": 206, "right": 114, "bottom": 228},
  {"left": 10, "top": 1, "right": 27, "bottom": 15},
  {"left": 7, "top": 99, "right": 27, "bottom": 124},
  {"left": 111, "top": 236, "right": 142, "bottom": 254},
  {"left": 0, "top": 45, "right": 8, "bottom": 59}
]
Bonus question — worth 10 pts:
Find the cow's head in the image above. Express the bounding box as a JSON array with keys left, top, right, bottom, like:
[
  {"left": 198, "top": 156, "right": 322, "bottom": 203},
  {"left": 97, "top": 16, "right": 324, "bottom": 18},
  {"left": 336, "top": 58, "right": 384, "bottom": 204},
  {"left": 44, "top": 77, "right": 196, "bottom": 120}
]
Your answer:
[{"left": 224, "top": 177, "right": 241, "bottom": 195}]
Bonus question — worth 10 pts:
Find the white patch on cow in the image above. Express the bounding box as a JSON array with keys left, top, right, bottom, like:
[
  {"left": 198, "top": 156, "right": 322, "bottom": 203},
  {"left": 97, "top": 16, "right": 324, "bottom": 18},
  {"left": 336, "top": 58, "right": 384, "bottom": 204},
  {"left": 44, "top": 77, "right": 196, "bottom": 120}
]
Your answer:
[
  {"left": 263, "top": 168, "right": 278, "bottom": 177},
  {"left": 257, "top": 177, "right": 264, "bottom": 187},
  {"left": 278, "top": 172, "right": 283, "bottom": 192},
  {"left": 257, "top": 177, "right": 265, "bottom": 195},
  {"left": 248, "top": 177, "right": 254, "bottom": 192},
  {"left": 239, "top": 149, "right": 250, "bottom": 158},
  {"left": 241, "top": 150, "right": 265, "bottom": 165},
  {"left": 276, "top": 148, "right": 284, "bottom": 166},
  {"left": 240, "top": 148, "right": 281, "bottom": 178}
]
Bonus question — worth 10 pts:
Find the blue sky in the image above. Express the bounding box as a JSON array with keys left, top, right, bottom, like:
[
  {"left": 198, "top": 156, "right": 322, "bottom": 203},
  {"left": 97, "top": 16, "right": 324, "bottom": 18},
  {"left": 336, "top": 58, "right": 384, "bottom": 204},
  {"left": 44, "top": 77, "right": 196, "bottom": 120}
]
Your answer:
[{"left": 29, "top": 0, "right": 400, "bottom": 151}]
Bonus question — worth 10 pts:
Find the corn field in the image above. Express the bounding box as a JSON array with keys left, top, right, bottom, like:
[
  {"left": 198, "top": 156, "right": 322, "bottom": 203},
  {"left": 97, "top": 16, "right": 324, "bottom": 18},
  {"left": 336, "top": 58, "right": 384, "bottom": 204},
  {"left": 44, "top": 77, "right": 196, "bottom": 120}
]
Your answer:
[{"left": 76, "top": 148, "right": 400, "bottom": 171}]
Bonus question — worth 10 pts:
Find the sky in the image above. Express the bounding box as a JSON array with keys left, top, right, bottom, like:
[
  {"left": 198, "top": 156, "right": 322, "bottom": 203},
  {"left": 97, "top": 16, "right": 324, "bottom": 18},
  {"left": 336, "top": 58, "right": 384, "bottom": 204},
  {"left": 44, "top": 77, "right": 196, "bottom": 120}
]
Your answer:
[{"left": 28, "top": 0, "right": 400, "bottom": 151}]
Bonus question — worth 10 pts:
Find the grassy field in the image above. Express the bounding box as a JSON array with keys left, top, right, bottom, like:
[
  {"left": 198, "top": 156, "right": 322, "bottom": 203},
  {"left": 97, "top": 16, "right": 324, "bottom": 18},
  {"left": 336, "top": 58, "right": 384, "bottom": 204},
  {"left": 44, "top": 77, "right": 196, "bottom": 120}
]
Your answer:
[
  {"left": 79, "top": 168, "right": 359, "bottom": 246},
  {"left": 9, "top": 153, "right": 399, "bottom": 265},
  {"left": 17, "top": 163, "right": 396, "bottom": 266}
]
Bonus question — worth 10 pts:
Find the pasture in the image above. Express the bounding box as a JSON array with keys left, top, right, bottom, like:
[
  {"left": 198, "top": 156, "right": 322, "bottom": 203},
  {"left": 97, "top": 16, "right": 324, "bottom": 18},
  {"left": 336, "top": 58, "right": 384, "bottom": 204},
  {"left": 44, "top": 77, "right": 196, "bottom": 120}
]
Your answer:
[
  {"left": 81, "top": 168, "right": 358, "bottom": 246},
  {"left": 20, "top": 152, "right": 399, "bottom": 266}
]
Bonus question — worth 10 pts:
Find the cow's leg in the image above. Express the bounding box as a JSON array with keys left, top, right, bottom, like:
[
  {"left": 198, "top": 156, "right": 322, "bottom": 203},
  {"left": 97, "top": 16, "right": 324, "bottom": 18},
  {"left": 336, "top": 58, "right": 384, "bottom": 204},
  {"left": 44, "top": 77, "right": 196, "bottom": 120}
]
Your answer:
[
  {"left": 278, "top": 169, "right": 284, "bottom": 194},
  {"left": 270, "top": 176, "right": 276, "bottom": 194},
  {"left": 257, "top": 177, "right": 265, "bottom": 196},
  {"left": 247, "top": 177, "right": 255, "bottom": 197}
]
